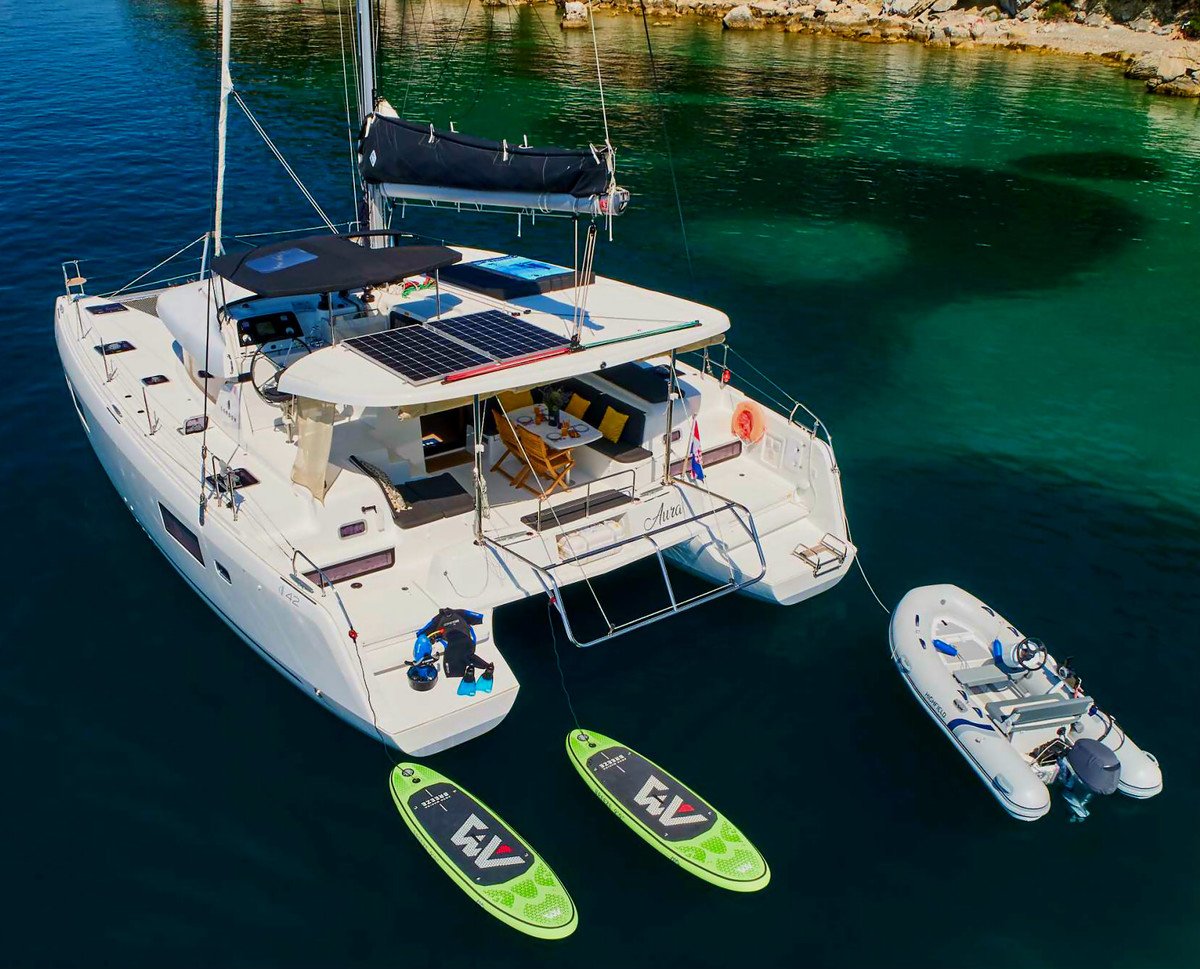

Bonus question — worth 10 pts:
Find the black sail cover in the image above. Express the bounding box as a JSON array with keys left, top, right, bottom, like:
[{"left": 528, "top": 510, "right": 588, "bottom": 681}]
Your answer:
[{"left": 360, "top": 115, "right": 612, "bottom": 199}]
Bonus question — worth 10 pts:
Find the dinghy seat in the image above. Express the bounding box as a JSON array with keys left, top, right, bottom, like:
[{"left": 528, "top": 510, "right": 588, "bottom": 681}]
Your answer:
[
  {"left": 985, "top": 693, "right": 1093, "bottom": 733},
  {"left": 953, "top": 662, "right": 1012, "bottom": 689}
]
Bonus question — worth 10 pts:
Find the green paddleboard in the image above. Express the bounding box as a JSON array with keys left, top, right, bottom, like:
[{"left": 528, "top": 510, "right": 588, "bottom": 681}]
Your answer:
[
  {"left": 566, "top": 729, "right": 770, "bottom": 893},
  {"left": 389, "top": 763, "right": 578, "bottom": 939}
]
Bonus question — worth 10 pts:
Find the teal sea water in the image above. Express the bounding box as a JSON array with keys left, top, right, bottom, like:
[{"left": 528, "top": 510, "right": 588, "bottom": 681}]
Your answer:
[{"left": 2, "top": 2, "right": 1199, "bottom": 965}]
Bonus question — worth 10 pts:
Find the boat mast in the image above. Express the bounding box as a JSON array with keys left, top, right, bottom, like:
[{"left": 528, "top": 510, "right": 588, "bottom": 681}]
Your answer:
[
  {"left": 212, "top": 0, "right": 233, "bottom": 255},
  {"left": 355, "top": 0, "right": 387, "bottom": 235}
]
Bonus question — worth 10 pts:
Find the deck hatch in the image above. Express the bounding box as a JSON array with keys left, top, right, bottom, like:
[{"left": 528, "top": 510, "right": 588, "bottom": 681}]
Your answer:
[
  {"left": 204, "top": 467, "right": 260, "bottom": 494},
  {"left": 94, "top": 340, "right": 135, "bottom": 356}
]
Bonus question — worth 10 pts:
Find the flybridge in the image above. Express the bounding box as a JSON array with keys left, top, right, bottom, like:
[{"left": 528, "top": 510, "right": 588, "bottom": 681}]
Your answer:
[{"left": 273, "top": 247, "right": 725, "bottom": 409}]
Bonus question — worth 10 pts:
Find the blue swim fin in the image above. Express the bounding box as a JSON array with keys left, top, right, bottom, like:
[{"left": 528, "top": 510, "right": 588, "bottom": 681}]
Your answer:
[
  {"left": 457, "top": 665, "right": 477, "bottom": 697},
  {"left": 478, "top": 666, "right": 494, "bottom": 694}
]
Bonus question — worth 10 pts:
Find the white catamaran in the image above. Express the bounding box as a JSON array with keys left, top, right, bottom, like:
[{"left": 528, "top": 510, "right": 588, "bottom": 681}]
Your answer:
[{"left": 54, "top": 0, "right": 854, "bottom": 754}]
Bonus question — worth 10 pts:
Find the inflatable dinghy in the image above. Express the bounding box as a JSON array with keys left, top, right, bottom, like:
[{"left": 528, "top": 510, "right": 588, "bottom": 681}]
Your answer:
[{"left": 890, "top": 584, "right": 1162, "bottom": 821}]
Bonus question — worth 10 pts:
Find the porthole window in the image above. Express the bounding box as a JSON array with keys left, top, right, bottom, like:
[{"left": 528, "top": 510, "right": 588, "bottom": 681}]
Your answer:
[
  {"left": 338, "top": 520, "right": 367, "bottom": 539},
  {"left": 216, "top": 562, "right": 232, "bottom": 584}
]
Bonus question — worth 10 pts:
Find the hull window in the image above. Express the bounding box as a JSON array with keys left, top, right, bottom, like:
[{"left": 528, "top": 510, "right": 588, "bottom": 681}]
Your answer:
[
  {"left": 216, "top": 562, "right": 232, "bottom": 584},
  {"left": 160, "top": 504, "right": 205, "bottom": 565},
  {"left": 669, "top": 439, "right": 742, "bottom": 478},
  {"left": 304, "top": 548, "right": 395, "bottom": 588}
]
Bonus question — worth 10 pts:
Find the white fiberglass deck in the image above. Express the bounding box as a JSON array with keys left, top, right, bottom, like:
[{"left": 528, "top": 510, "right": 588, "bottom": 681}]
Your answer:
[{"left": 55, "top": 239, "right": 853, "bottom": 753}]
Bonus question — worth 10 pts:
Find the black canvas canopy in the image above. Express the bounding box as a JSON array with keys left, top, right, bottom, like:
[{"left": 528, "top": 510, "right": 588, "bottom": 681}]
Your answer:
[
  {"left": 360, "top": 116, "right": 611, "bottom": 199},
  {"left": 212, "top": 234, "right": 461, "bottom": 298}
]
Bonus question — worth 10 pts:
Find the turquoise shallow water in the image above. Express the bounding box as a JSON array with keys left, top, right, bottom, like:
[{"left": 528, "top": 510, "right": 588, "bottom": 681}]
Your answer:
[{"left": 2, "top": 2, "right": 1199, "bottom": 966}]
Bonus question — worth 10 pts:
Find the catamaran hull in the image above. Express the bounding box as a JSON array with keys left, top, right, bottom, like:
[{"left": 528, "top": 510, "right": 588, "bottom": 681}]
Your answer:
[
  {"left": 55, "top": 307, "right": 516, "bottom": 755},
  {"left": 665, "top": 540, "right": 854, "bottom": 606}
]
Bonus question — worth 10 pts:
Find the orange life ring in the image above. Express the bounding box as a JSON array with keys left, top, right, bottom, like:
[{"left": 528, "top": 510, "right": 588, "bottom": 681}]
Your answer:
[{"left": 731, "top": 401, "right": 767, "bottom": 444}]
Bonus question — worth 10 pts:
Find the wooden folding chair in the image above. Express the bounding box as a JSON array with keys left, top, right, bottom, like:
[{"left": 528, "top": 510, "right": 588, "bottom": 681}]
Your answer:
[
  {"left": 490, "top": 410, "right": 532, "bottom": 490},
  {"left": 516, "top": 426, "right": 574, "bottom": 498}
]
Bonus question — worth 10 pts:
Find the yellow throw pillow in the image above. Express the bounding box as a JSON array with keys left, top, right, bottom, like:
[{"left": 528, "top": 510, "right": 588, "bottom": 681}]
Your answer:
[
  {"left": 566, "top": 393, "right": 591, "bottom": 420},
  {"left": 497, "top": 388, "right": 533, "bottom": 412},
  {"left": 598, "top": 406, "right": 629, "bottom": 444}
]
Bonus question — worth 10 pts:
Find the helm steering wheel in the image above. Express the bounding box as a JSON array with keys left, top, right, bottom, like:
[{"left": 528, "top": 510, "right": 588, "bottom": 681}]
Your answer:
[
  {"left": 1014, "top": 637, "right": 1048, "bottom": 672},
  {"left": 250, "top": 337, "right": 312, "bottom": 406}
]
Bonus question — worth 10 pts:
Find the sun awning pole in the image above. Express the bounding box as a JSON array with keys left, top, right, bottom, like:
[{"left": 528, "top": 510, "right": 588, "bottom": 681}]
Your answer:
[
  {"left": 662, "top": 349, "right": 677, "bottom": 484},
  {"left": 472, "top": 394, "right": 485, "bottom": 543}
]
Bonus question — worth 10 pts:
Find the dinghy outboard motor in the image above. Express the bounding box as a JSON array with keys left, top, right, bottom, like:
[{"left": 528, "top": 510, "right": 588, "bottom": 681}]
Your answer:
[{"left": 1059, "top": 738, "right": 1121, "bottom": 821}]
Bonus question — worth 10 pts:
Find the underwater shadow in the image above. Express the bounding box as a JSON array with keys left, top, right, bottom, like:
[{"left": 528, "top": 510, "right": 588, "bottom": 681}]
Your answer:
[
  {"left": 605, "top": 151, "right": 1151, "bottom": 409},
  {"left": 1009, "top": 150, "right": 1167, "bottom": 182}
]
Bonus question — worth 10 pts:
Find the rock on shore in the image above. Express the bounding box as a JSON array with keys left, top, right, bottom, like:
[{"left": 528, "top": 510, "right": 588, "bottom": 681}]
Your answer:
[
  {"left": 561, "top": 1, "right": 589, "bottom": 27},
  {"left": 556, "top": 0, "right": 1200, "bottom": 96},
  {"left": 723, "top": 4, "right": 764, "bottom": 28},
  {"left": 1125, "top": 50, "right": 1200, "bottom": 93}
]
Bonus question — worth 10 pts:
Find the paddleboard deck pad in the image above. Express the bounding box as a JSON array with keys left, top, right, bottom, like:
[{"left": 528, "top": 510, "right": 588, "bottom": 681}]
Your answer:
[
  {"left": 566, "top": 729, "right": 770, "bottom": 892},
  {"left": 389, "top": 764, "right": 578, "bottom": 939}
]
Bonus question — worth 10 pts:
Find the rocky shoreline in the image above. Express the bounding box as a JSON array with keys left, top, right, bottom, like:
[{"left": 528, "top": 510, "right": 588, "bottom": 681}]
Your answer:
[{"left": 556, "top": 0, "right": 1200, "bottom": 97}]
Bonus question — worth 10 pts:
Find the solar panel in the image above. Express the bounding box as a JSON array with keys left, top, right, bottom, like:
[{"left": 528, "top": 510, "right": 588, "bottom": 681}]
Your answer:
[
  {"left": 431, "top": 310, "right": 569, "bottom": 361},
  {"left": 346, "top": 326, "right": 490, "bottom": 384}
]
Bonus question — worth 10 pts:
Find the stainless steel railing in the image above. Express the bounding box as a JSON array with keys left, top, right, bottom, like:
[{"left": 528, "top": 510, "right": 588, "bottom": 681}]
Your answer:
[{"left": 482, "top": 482, "right": 766, "bottom": 648}]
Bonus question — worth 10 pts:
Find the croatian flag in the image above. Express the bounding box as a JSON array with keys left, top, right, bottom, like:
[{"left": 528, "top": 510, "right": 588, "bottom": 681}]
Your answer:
[{"left": 687, "top": 420, "right": 705, "bottom": 480}]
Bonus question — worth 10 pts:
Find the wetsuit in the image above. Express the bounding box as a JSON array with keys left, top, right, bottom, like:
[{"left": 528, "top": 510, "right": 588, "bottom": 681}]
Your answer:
[{"left": 418, "top": 608, "right": 493, "bottom": 678}]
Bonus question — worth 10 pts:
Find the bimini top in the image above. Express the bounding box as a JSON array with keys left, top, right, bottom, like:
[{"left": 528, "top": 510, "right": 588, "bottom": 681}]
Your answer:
[{"left": 211, "top": 234, "right": 461, "bottom": 299}]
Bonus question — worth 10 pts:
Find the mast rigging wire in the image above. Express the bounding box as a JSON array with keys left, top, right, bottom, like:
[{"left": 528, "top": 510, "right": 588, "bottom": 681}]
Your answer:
[
  {"left": 636, "top": 0, "right": 692, "bottom": 275},
  {"left": 334, "top": 0, "right": 361, "bottom": 218},
  {"left": 587, "top": 2, "right": 611, "bottom": 150},
  {"left": 230, "top": 89, "right": 338, "bottom": 232},
  {"left": 109, "top": 234, "right": 209, "bottom": 298},
  {"left": 430, "top": 0, "right": 476, "bottom": 102}
]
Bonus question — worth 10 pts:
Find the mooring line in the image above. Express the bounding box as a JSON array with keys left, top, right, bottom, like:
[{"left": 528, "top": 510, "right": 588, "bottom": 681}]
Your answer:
[
  {"left": 856, "top": 555, "right": 891, "bottom": 615},
  {"left": 547, "top": 597, "right": 582, "bottom": 732}
]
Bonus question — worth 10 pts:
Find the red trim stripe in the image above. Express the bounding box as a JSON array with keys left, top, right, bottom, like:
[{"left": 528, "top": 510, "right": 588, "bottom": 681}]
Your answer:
[{"left": 442, "top": 345, "right": 572, "bottom": 383}]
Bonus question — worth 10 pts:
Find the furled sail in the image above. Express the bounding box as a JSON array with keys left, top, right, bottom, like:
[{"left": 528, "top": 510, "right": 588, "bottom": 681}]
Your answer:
[{"left": 359, "top": 113, "right": 629, "bottom": 217}]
